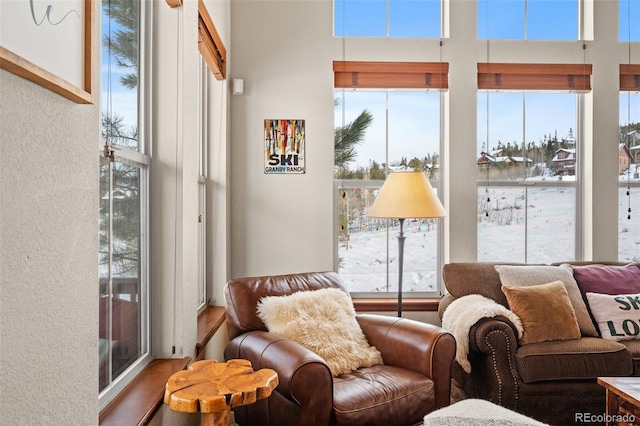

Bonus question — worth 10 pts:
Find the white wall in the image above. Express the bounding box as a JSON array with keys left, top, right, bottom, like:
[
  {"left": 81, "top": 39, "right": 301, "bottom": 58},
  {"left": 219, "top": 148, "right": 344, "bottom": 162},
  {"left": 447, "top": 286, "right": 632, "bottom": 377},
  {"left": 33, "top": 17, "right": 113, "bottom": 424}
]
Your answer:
[
  {"left": 229, "top": 0, "right": 337, "bottom": 278},
  {"left": 0, "top": 7, "right": 100, "bottom": 426}
]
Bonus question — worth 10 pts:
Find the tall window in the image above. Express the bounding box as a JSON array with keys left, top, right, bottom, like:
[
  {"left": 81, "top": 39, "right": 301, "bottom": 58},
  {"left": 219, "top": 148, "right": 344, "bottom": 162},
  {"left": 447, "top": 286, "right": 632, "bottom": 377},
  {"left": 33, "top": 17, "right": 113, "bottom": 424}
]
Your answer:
[
  {"left": 335, "top": 90, "right": 443, "bottom": 295},
  {"left": 619, "top": 92, "right": 640, "bottom": 262},
  {"left": 197, "top": 57, "right": 209, "bottom": 311},
  {"left": 99, "top": 0, "right": 150, "bottom": 407},
  {"left": 478, "top": 0, "right": 578, "bottom": 40},
  {"left": 477, "top": 92, "right": 580, "bottom": 263},
  {"left": 334, "top": 0, "right": 442, "bottom": 38}
]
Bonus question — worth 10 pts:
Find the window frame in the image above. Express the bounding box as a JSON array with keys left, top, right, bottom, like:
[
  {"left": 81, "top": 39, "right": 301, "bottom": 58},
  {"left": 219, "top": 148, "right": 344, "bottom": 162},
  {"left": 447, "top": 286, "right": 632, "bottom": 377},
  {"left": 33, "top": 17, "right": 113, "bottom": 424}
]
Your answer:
[
  {"left": 333, "top": 87, "right": 446, "bottom": 298},
  {"left": 197, "top": 56, "right": 209, "bottom": 313},
  {"left": 98, "top": 0, "right": 153, "bottom": 411},
  {"left": 333, "top": 0, "right": 445, "bottom": 39},
  {"left": 476, "top": 90, "right": 585, "bottom": 263},
  {"left": 618, "top": 89, "right": 640, "bottom": 262},
  {"left": 477, "top": 0, "right": 580, "bottom": 41}
]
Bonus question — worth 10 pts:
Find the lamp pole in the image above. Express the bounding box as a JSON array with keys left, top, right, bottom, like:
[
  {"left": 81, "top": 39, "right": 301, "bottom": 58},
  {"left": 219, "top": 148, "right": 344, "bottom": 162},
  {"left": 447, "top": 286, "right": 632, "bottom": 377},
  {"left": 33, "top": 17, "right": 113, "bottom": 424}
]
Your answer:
[{"left": 396, "top": 218, "right": 406, "bottom": 317}]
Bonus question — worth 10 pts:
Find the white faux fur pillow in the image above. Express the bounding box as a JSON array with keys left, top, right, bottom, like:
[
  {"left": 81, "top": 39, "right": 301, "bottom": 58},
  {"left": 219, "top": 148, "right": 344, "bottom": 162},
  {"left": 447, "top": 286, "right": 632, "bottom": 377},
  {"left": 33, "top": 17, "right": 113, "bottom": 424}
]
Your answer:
[{"left": 256, "top": 288, "right": 383, "bottom": 376}]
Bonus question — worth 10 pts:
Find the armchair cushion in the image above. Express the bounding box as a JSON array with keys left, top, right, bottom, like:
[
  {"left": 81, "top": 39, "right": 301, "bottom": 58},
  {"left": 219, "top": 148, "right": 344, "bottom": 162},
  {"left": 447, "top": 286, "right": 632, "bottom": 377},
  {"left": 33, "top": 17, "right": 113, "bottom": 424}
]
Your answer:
[
  {"left": 257, "top": 287, "right": 383, "bottom": 376},
  {"left": 501, "top": 281, "right": 581, "bottom": 345},
  {"left": 333, "top": 364, "right": 435, "bottom": 426}
]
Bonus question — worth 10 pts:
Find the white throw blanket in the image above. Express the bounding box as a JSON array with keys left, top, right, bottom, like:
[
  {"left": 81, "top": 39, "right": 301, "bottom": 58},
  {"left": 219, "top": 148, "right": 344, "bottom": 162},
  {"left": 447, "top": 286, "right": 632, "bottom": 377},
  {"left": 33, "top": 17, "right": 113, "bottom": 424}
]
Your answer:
[{"left": 442, "top": 294, "right": 524, "bottom": 373}]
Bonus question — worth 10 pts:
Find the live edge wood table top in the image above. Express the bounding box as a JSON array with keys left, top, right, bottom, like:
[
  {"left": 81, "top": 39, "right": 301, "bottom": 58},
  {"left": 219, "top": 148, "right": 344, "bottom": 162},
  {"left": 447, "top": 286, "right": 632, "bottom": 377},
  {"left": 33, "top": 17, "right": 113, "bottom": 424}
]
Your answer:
[
  {"left": 598, "top": 377, "right": 640, "bottom": 426},
  {"left": 164, "top": 359, "right": 279, "bottom": 426}
]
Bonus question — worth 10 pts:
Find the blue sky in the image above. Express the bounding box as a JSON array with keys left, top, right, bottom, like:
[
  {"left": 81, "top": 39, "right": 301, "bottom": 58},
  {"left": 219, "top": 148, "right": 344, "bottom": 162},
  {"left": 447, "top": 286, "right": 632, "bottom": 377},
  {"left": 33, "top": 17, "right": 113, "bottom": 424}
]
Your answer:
[
  {"left": 478, "top": 0, "right": 577, "bottom": 40},
  {"left": 101, "top": 8, "right": 138, "bottom": 135},
  {"left": 336, "top": 91, "right": 441, "bottom": 168},
  {"left": 477, "top": 92, "right": 577, "bottom": 155},
  {"left": 335, "top": 0, "right": 441, "bottom": 37},
  {"left": 620, "top": 0, "right": 640, "bottom": 42}
]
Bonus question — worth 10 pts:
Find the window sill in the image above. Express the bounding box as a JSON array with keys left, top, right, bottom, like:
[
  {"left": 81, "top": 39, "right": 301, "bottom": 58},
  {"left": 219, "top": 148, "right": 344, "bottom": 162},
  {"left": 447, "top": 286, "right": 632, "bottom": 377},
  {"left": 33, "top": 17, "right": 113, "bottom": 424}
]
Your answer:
[
  {"left": 98, "top": 307, "right": 226, "bottom": 426},
  {"left": 353, "top": 297, "right": 441, "bottom": 312},
  {"left": 196, "top": 305, "right": 226, "bottom": 360},
  {"left": 99, "top": 357, "right": 191, "bottom": 426}
]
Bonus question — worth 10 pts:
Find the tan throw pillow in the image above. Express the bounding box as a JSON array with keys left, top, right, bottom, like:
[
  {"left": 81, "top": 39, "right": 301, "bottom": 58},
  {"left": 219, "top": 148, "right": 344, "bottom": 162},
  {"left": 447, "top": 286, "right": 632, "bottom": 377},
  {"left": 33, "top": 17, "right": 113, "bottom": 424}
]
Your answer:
[
  {"left": 585, "top": 292, "right": 640, "bottom": 341},
  {"left": 495, "top": 265, "right": 598, "bottom": 337},
  {"left": 256, "top": 288, "right": 383, "bottom": 376},
  {"left": 501, "top": 281, "right": 581, "bottom": 345}
]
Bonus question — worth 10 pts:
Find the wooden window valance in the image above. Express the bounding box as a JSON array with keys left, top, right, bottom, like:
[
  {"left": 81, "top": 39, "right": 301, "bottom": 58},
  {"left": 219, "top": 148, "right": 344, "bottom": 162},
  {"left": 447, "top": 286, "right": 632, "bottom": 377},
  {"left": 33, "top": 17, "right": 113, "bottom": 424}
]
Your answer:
[
  {"left": 620, "top": 64, "right": 640, "bottom": 91},
  {"left": 333, "top": 61, "right": 449, "bottom": 90},
  {"left": 198, "top": 0, "right": 226, "bottom": 80},
  {"left": 478, "top": 63, "right": 592, "bottom": 91}
]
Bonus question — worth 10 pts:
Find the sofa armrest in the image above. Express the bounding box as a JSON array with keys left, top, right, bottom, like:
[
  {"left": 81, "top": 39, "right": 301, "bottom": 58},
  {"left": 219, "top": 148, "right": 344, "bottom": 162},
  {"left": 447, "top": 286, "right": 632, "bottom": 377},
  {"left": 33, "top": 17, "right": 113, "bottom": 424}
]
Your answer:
[
  {"left": 224, "top": 330, "right": 333, "bottom": 425},
  {"left": 357, "top": 314, "right": 456, "bottom": 409},
  {"left": 466, "top": 316, "right": 520, "bottom": 407}
]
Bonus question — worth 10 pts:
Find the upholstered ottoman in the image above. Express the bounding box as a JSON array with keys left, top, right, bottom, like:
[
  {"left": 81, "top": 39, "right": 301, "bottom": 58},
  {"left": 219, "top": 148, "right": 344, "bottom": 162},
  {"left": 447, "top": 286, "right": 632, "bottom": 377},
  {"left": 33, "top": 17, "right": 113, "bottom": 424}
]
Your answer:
[{"left": 423, "top": 399, "right": 548, "bottom": 426}]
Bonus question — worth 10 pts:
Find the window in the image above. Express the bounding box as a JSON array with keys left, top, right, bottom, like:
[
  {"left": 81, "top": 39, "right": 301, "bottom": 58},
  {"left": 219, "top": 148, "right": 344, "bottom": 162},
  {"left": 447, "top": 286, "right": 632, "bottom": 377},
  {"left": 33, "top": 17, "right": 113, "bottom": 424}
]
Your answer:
[
  {"left": 197, "top": 57, "right": 209, "bottom": 311},
  {"left": 334, "top": 0, "right": 442, "bottom": 38},
  {"left": 620, "top": 0, "right": 640, "bottom": 42},
  {"left": 99, "top": 0, "right": 151, "bottom": 408},
  {"left": 335, "top": 89, "right": 444, "bottom": 295},
  {"left": 619, "top": 91, "right": 640, "bottom": 262},
  {"left": 477, "top": 91, "right": 581, "bottom": 263},
  {"left": 478, "top": 0, "right": 578, "bottom": 40}
]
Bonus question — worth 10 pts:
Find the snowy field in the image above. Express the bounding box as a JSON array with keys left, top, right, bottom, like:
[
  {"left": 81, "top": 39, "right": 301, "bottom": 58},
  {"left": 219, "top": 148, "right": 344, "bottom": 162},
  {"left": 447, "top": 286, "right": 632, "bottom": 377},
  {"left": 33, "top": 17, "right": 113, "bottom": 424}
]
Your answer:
[{"left": 339, "top": 182, "right": 640, "bottom": 293}]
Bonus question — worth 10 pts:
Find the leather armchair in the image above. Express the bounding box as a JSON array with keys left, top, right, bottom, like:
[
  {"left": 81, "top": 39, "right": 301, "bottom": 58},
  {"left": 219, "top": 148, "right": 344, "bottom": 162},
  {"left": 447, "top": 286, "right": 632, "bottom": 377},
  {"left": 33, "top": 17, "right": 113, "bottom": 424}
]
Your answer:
[{"left": 224, "top": 271, "right": 456, "bottom": 426}]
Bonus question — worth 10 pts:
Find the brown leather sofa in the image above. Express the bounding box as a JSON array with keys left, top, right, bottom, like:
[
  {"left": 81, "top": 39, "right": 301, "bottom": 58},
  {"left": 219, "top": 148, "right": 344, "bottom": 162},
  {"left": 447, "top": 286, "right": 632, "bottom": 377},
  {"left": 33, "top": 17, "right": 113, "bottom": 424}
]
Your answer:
[
  {"left": 224, "top": 271, "right": 456, "bottom": 426},
  {"left": 438, "top": 262, "right": 639, "bottom": 426}
]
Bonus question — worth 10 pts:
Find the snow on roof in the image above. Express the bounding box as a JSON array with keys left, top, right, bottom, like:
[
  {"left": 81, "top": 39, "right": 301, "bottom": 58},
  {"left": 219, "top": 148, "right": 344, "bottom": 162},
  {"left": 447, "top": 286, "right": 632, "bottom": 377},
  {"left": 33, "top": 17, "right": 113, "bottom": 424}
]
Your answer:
[{"left": 555, "top": 148, "right": 576, "bottom": 154}]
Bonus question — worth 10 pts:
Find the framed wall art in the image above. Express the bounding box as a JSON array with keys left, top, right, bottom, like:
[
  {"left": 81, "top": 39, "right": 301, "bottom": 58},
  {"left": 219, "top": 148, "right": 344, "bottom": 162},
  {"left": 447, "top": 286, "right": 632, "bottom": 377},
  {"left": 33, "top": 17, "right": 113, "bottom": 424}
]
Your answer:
[
  {"left": 0, "top": 0, "right": 93, "bottom": 104},
  {"left": 264, "top": 119, "right": 306, "bottom": 174}
]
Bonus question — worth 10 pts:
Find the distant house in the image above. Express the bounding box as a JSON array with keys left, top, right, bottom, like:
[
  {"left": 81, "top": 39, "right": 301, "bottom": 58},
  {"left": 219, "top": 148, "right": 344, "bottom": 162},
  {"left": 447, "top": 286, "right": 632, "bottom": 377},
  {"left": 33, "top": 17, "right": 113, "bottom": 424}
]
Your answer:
[
  {"left": 508, "top": 156, "right": 533, "bottom": 166},
  {"left": 477, "top": 151, "right": 532, "bottom": 168},
  {"left": 631, "top": 145, "right": 640, "bottom": 175},
  {"left": 627, "top": 131, "right": 640, "bottom": 176},
  {"left": 619, "top": 143, "right": 632, "bottom": 174},
  {"left": 477, "top": 151, "right": 495, "bottom": 168},
  {"left": 551, "top": 148, "right": 576, "bottom": 176}
]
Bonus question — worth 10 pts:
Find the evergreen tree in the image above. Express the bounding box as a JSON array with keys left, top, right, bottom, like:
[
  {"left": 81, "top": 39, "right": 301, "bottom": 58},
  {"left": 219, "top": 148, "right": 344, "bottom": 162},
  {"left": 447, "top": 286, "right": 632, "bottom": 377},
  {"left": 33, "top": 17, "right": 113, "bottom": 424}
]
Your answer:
[
  {"left": 408, "top": 157, "right": 422, "bottom": 171},
  {"left": 369, "top": 160, "right": 386, "bottom": 180},
  {"left": 103, "top": 0, "right": 139, "bottom": 89},
  {"left": 334, "top": 101, "right": 374, "bottom": 174}
]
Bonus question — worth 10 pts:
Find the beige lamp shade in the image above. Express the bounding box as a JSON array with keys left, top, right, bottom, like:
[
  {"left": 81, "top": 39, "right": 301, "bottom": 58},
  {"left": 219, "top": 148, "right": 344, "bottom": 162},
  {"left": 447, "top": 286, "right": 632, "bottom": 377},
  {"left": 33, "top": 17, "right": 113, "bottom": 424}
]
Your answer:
[{"left": 367, "top": 171, "right": 447, "bottom": 219}]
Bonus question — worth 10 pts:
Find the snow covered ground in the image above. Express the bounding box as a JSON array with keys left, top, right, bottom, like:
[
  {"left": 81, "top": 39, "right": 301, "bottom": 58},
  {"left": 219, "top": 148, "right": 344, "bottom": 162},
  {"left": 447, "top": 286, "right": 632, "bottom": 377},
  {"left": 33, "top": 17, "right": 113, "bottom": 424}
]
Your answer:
[{"left": 339, "top": 180, "right": 640, "bottom": 293}]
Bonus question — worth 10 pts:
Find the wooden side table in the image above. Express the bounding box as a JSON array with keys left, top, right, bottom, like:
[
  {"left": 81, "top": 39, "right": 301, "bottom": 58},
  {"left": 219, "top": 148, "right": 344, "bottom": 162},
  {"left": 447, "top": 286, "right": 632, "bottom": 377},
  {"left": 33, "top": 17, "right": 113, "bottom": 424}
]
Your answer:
[
  {"left": 598, "top": 377, "right": 640, "bottom": 426},
  {"left": 164, "top": 359, "right": 278, "bottom": 426}
]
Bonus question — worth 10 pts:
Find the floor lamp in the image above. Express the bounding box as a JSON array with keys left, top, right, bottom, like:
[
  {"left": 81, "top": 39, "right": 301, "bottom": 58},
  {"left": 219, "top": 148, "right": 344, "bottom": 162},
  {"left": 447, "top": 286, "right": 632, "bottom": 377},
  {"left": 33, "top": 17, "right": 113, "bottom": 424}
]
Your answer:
[{"left": 367, "top": 171, "right": 447, "bottom": 317}]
